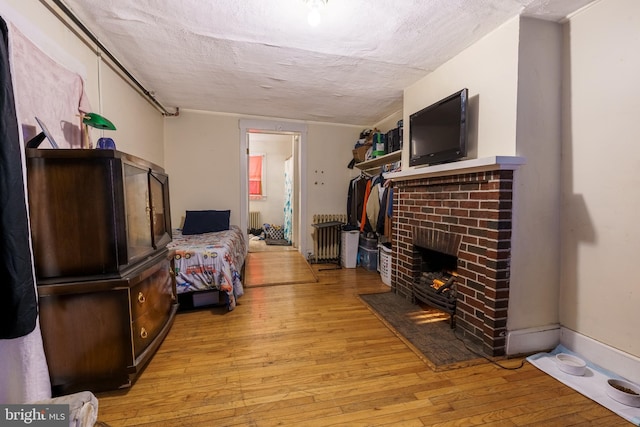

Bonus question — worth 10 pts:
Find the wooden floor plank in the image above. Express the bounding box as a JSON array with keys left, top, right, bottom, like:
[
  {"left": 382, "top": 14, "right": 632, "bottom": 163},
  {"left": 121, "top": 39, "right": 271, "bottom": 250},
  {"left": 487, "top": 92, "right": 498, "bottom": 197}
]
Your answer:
[
  {"left": 244, "top": 251, "right": 317, "bottom": 287},
  {"left": 94, "top": 254, "right": 628, "bottom": 426}
]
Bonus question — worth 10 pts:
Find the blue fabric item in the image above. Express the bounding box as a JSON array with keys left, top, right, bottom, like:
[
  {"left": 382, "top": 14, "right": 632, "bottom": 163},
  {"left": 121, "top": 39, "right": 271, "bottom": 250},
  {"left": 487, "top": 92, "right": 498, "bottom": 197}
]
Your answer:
[
  {"left": 283, "top": 157, "right": 293, "bottom": 243},
  {"left": 182, "top": 210, "right": 230, "bottom": 235}
]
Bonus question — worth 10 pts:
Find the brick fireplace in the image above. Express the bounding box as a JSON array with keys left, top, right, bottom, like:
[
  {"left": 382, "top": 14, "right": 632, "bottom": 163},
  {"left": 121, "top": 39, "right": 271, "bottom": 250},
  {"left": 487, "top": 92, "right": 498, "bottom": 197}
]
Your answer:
[{"left": 391, "top": 168, "right": 514, "bottom": 356}]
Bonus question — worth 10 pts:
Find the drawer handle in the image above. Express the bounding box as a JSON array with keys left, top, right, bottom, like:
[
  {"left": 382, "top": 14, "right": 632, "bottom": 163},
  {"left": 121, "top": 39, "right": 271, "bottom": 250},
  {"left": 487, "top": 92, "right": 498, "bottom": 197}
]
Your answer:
[
  {"left": 137, "top": 292, "right": 146, "bottom": 304},
  {"left": 140, "top": 327, "right": 148, "bottom": 339}
]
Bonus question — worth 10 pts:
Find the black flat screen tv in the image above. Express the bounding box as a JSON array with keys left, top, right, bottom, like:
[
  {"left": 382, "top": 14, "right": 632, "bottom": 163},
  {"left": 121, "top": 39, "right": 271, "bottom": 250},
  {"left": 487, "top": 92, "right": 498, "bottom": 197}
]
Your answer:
[{"left": 409, "top": 88, "right": 468, "bottom": 167}]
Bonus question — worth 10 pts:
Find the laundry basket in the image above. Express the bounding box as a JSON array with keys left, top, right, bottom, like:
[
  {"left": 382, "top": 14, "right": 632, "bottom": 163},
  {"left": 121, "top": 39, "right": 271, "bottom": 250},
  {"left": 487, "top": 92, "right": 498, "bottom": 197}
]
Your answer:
[{"left": 378, "top": 244, "right": 392, "bottom": 286}]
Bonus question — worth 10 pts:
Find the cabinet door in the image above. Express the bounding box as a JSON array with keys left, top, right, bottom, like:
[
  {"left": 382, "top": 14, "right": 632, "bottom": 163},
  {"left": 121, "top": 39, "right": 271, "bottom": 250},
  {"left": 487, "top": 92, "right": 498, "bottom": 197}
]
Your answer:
[
  {"left": 39, "top": 287, "right": 132, "bottom": 395},
  {"left": 149, "top": 170, "right": 172, "bottom": 249},
  {"left": 123, "top": 161, "right": 154, "bottom": 263},
  {"left": 27, "top": 156, "right": 126, "bottom": 279}
]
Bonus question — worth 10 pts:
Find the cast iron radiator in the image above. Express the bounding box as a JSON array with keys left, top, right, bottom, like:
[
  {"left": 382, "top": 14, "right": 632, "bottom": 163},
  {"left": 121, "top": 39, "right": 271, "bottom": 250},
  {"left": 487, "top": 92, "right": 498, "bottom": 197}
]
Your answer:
[{"left": 312, "top": 213, "right": 347, "bottom": 263}]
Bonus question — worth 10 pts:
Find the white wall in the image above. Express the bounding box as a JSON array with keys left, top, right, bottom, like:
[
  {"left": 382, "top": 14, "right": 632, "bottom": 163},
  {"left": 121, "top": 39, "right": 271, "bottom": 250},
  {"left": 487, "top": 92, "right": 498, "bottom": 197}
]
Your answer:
[
  {"left": 509, "top": 18, "right": 563, "bottom": 331},
  {"left": 164, "top": 110, "right": 362, "bottom": 255},
  {"left": 163, "top": 110, "right": 243, "bottom": 227},
  {"left": 560, "top": 0, "right": 640, "bottom": 357},
  {"left": 305, "top": 122, "right": 362, "bottom": 218},
  {"left": 100, "top": 64, "right": 165, "bottom": 166},
  {"left": 373, "top": 110, "right": 403, "bottom": 134},
  {"left": 1, "top": 0, "right": 165, "bottom": 166},
  {"left": 403, "top": 17, "right": 521, "bottom": 169}
]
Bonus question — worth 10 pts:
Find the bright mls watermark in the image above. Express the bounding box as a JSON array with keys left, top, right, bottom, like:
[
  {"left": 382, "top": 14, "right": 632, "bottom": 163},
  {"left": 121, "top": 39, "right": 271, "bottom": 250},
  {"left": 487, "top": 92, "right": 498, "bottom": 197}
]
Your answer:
[{"left": 0, "top": 405, "right": 68, "bottom": 426}]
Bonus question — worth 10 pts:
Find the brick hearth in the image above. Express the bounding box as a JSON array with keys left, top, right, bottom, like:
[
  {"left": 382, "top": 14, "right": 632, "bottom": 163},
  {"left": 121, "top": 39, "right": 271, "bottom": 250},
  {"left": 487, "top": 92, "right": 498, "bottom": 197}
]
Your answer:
[{"left": 391, "top": 169, "right": 514, "bottom": 356}]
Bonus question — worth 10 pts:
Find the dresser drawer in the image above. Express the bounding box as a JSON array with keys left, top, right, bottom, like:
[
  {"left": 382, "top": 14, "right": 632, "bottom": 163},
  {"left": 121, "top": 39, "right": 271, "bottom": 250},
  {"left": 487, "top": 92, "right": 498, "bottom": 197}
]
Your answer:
[
  {"left": 132, "top": 309, "right": 166, "bottom": 358},
  {"left": 130, "top": 257, "right": 175, "bottom": 321}
]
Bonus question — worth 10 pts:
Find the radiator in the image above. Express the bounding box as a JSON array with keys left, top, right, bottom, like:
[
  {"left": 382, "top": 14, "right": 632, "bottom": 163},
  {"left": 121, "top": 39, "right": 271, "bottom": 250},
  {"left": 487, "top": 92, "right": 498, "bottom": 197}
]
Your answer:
[
  {"left": 249, "top": 211, "right": 261, "bottom": 230},
  {"left": 312, "top": 214, "right": 347, "bottom": 263}
]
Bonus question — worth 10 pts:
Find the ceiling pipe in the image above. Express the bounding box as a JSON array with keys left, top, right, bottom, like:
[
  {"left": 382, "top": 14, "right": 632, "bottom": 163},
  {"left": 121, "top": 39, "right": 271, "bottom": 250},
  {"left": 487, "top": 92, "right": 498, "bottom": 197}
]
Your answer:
[{"left": 50, "top": 0, "right": 180, "bottom": 117}]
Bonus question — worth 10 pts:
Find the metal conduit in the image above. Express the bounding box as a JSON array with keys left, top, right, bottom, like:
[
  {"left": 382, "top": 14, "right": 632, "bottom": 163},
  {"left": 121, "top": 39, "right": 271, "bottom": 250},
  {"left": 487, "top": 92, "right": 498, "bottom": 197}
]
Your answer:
[{"left": 50, "top": 0, "right": 179, "bottom": 116}]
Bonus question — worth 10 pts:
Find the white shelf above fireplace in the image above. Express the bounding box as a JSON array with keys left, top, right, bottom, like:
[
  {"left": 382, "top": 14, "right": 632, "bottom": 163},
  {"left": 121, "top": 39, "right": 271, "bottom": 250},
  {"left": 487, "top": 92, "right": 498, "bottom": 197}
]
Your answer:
[{"left": 384, "top": 156, "right": 525, "bottom": 181}]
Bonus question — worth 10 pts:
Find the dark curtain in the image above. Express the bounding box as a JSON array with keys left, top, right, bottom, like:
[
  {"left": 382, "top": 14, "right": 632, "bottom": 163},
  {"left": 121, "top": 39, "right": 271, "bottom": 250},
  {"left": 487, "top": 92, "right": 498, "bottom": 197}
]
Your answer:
[{"left": 0, "top": 17, "right": 37, "bottom": 339}]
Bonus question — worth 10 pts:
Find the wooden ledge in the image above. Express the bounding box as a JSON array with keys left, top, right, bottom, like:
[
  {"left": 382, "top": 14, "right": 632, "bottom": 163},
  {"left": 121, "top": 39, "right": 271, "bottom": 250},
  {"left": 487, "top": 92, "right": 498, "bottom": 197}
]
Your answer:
[{"left": 384, "top": 156, "right": 525, "bottom": 181}]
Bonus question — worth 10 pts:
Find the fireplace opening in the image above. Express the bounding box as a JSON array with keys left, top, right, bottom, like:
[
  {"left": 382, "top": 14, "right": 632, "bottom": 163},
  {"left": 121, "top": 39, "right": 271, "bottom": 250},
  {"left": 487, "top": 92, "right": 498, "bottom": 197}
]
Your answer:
[
  {"left": 417, "top": 246, "right": 457, "bottom": 273},
  {"left": 413, "top": 246, "right": 458, "bottom": 328}
]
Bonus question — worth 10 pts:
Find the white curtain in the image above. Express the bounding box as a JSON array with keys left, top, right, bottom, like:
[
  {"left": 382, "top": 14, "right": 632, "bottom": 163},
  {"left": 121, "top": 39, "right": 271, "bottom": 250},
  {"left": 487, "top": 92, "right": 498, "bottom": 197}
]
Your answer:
[{"left": 0, "top": 325, "right": 51, "bottom": 404}]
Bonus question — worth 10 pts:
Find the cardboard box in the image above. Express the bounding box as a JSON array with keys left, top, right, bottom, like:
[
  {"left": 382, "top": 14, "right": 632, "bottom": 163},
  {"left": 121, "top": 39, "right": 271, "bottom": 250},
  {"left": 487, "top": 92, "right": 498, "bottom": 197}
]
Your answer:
[{"left": 352, "top": 144, "right": 372, "bottom": 162}]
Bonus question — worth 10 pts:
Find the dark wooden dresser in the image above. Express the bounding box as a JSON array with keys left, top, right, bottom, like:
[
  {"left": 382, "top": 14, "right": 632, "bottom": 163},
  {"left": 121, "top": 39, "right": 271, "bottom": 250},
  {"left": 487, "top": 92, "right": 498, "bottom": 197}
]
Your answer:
[{"left": 26, "top": 148, "right": 178, "bottom": 395}]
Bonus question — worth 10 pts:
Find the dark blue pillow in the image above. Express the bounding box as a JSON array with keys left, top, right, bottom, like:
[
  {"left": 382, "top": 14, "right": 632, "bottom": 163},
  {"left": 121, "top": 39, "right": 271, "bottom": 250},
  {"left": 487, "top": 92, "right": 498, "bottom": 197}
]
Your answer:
[{"left": 182, "top": 210, "right": 230, "bottom": 235}]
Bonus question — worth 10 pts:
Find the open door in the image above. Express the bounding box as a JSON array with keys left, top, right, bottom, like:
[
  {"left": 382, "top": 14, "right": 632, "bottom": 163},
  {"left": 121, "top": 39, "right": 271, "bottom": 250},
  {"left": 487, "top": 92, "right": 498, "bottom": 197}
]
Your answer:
[{"left": 239, "top": 119, "right": 308, "bottom": 255}]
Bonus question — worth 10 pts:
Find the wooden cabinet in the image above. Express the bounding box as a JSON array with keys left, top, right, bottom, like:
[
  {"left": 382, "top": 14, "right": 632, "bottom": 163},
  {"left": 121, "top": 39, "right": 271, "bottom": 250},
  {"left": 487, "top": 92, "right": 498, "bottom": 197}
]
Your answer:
[
  {"left": 26, "top": 148, "right": 172, "bottom": 283},
  {"left": 26, "top": 149, "right": 178, "bottom": 395},
  {"left": 37, "top": 252, "right": 177, "bottom": 395}
]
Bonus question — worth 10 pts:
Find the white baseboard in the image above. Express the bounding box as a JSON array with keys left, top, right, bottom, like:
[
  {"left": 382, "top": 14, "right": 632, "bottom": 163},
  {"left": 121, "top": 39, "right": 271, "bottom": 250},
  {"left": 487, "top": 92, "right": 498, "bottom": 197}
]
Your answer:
[
  {"left": 560, "top": 327, "right": 640, "bottom": 385},
  {"left": 506, "top": 324, "right": 560, "bottom": 356}
]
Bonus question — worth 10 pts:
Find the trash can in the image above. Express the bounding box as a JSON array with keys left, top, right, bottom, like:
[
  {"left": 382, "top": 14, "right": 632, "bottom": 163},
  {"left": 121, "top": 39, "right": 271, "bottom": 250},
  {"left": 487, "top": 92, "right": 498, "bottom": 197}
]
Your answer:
[{"left": 341, "top": 230, "right": 359, "bottom": 268}]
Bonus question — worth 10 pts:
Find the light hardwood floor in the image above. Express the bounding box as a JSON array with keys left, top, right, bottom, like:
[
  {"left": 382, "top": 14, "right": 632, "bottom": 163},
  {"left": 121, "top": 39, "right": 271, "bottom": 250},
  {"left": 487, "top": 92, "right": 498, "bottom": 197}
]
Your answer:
[
  {"left": 244, "top": 251, "right": 317, "bottom": 287},
  {"left": 95, "top": 256, "right": 626, "bottom": 426},
  {"left": 248, "top": 237, "right": 297, "bottom": 253}
]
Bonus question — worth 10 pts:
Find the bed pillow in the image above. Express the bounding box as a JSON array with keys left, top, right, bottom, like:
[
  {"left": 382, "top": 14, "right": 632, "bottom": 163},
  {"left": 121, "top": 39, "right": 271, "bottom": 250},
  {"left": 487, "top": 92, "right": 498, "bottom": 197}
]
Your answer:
[{"left": 181, "top": 210, "right": 230, "bottom": 235}]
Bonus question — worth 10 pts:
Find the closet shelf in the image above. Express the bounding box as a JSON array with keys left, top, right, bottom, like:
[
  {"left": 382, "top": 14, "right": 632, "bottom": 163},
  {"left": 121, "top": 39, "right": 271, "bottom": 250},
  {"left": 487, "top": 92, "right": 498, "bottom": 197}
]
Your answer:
[{"left": 354, "top": 150, "right": 401, "bottom": 174}]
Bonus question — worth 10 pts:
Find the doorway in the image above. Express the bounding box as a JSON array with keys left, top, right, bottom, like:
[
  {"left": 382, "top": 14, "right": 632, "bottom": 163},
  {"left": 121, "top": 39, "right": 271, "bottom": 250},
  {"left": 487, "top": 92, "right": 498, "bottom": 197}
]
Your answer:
[
  {"left": 247, "top": 132, "right": 297, "bottom": 253},
  {"left": 239, "top": 119, "right": 308, "bottom": 256}
]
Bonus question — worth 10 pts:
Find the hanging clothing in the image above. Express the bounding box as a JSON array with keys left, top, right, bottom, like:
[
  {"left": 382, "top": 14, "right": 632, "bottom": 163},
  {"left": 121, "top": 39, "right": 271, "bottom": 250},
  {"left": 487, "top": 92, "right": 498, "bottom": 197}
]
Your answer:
[
  {"left": 0, "top": 17, "right": 37, "bottom": 340},
  {"left": 347, "top": 175, "right": 368, "bottom": 228},
  {"left": 346, "top": 176, "right": 357, "bottom": 226},
  {"left": 359, "top": 179, "right": 372, "bottom": 232},
  {"left": 376, "top": 186, "right": 389, "bottom": 235},
  {"left": 366, "top": 183, "right": 380, "bottom": 231}
]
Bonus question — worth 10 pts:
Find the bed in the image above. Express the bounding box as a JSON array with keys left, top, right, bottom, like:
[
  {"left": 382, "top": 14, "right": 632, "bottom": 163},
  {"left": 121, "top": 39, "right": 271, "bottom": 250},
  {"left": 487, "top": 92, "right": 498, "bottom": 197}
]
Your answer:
[{"left": 167, "top": 224, "right": 247, "bottom": 311}]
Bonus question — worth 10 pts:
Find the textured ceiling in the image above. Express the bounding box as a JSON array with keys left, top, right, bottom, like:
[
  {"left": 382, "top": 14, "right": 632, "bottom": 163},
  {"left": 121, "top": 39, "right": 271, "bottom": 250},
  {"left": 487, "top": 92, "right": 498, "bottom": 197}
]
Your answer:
[{"left": 61, "top": 0, "right": 597, "bottom": 125}]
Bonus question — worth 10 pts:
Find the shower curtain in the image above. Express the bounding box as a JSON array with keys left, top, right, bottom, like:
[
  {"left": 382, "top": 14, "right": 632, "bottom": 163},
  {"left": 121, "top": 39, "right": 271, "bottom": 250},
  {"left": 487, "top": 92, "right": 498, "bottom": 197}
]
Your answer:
[{"left": 283, "top": 156, "right": 293, "bottom": 243}]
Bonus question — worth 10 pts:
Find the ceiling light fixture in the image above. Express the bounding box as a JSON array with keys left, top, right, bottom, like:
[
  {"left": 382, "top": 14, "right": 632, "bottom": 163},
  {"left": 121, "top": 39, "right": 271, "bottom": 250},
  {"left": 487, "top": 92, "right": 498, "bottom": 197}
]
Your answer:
[{"left": 305, "top": 0, "right": 328, "bottom": 27}]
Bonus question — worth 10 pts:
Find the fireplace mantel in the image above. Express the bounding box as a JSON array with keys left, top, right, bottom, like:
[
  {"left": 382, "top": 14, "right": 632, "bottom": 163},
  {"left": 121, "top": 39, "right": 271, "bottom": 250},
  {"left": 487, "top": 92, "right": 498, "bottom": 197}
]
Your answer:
[{"left": 385, "top": 156, "right": 525, "bottom": 181}]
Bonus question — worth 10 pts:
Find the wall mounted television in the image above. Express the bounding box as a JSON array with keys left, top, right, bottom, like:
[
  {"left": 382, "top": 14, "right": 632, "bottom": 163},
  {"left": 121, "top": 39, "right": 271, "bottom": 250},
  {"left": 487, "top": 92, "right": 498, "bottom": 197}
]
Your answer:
[{"left": 409, "top": 88, "right": 468, "bottom": 167}]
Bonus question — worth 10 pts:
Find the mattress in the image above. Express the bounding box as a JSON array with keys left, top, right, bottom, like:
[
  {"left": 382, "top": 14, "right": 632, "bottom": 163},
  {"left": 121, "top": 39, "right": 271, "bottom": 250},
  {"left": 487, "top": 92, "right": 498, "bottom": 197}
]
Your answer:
[{"left": 167, "top": 225, "right": 246, "bottom": 310}]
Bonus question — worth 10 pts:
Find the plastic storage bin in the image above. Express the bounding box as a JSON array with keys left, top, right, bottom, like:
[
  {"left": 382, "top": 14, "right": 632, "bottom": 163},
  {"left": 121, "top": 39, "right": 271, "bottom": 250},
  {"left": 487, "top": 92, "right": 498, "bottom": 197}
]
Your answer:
[
  {"left": 359, "top": 234, "right": 378, "bottom": 250},
  {"left": 359, "top": 246, "right": 378, "bottom": 271},
  {"left": 378, "top": 244, "right": 392, "bottom": 286},
  {"left": 341, "top": 230, "right": 359, "bottom": 268}
]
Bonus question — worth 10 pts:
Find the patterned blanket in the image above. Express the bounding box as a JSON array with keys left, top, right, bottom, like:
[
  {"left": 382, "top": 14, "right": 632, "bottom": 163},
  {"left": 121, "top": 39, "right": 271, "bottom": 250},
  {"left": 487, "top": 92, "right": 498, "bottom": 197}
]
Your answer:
[{"left": 167, "top": 225, "right": 246, "bottom": 310}]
